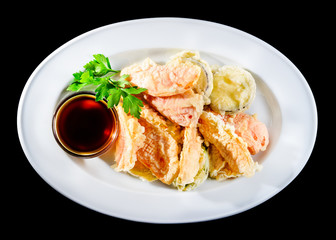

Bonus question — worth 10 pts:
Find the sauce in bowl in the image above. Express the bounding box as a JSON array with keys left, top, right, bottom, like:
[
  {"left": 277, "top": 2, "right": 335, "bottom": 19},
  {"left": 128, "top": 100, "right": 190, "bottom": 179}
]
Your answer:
[{"left": 52, "top": 93, "right": 119, "bottom": 158}]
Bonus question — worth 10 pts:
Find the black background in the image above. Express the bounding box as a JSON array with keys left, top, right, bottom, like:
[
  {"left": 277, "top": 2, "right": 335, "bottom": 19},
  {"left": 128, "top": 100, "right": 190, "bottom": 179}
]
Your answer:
[{"left": 9, "top": 3, "right": 328, "bottom": 236}]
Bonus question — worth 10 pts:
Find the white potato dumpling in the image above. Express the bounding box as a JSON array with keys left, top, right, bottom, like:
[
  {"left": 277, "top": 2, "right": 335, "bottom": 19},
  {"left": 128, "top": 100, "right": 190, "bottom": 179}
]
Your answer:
[{"left": 210, "top": 65, "right": 256, "bottom": 113}]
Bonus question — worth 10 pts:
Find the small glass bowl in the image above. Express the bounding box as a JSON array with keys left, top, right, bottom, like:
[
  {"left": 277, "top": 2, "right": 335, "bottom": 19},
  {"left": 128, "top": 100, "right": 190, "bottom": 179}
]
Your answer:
[{"left": 52, "top": 92, "right": 119, "bottom": 158}]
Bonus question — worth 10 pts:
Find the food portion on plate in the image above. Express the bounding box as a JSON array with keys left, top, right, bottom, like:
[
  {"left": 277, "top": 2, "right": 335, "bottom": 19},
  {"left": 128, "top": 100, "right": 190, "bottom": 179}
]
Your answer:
[
  {"left": 65, "top": 50, "right": 269, "bottom": 191},
  {"left": 210, "top": 65, "right": 256, "bottom": 113}
]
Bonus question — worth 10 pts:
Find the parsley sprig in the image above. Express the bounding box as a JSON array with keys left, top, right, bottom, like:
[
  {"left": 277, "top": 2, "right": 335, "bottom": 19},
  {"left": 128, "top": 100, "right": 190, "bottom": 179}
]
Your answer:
[{"left": 67, "top": 54, "right": 147, "bottom": 118}]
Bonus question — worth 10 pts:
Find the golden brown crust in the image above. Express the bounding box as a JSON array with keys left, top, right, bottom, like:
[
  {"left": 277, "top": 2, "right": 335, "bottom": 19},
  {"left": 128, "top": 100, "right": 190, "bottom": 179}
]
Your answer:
[
  {"left": 144, "top": 90, "right": 204, "bottom": 127},
  {"left": 198, "top": 111, "right": 256, "bottom": 177},
  {"left": 176, "top": 125, "right": 203, "bottom": 185},
  {"left": 209, "top": 144, "right": 242, "bottom": 180},
  {"left": 121, "top": 58, "right": 201, "bottom": 97},
  {"left": 136, "top": 104, "right": 180, "bottom": 184},
  {"left": 113, "top": 105, "right": 146, "bottom": 172}
]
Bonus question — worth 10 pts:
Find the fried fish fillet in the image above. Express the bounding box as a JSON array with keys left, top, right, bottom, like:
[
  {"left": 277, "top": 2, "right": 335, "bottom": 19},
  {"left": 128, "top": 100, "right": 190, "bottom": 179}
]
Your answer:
[
  {"left": 144, "top": 89, "right": 204, "bottom": 127},
  {"left": 226, "top": 113, "right": 269, "bottom": 155},
  {"left": 113, "top": 105, "right": 146, "bottom": 172},
  {"left": 198, "top": 111, "right": 257, "bottom": 177},
  {"left": 208, "top": 144, "right": 242, "bottom": 180},
  {"left": 168, "top": 50, "right": 214, "bottom": 105},
  {"left": 121, "top": 58, "right": 201, "bottom": 97},
  {"left": 128, "top": 160, "right": 157, "bottom": 182},
  {"left": 136, "top": 103, "right": 180, "bottom": 184},
  {"left": 176, "top": 125, "right": 204, "bottom": 186}
]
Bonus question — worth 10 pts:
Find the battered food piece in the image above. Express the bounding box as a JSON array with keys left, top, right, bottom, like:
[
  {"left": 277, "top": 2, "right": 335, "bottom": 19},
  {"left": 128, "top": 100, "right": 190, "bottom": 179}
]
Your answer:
[
  {"left": 168, "top": 50, "right": 214, "bottom": 104},
  {"left": 144, "top": 90, "right": 204, "bottom": 127},
  {"left": 111, "top": 51, "right": 269, "bottom": 190},
  {"left": 175, "top": 125, "right": 204, "bottom": 186},
  {"left": 121, "top": 58, "right": 201, "bottom": 97},
  {"left": 210, "top": 65, "right": 256, "bottom": 113},
  {"left": 211, "top": 111, "right": 269, "bottom": 155},
  {"left": 208, "top": 144, "right": 242, "bottom": 180},
  {"left": 128, "top": 160, "right": 157, "bottom": 182},
  {"left": 113, "top": 103, "right": 180, "bottom": 185},
  {"left": 113, "top": 105, "right": 146, "bottom": 172},
  {"left": 198, "top": 110, "right": 257, "bottom": 177},
  {"left": 174, "top": 146, "right": 209, "bottom": 191},
  {"left": 226, "top": 113, "right": 269, "bottom": 155},
  {"left": 136, "top": 104, "right": 180, "bottom": 185}
]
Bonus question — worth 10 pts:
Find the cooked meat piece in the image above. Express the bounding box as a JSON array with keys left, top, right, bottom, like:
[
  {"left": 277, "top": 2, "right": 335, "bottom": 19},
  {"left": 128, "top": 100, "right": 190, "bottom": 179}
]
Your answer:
[
  {"left": 113, "top": 105, "right": 146, "bottom": 171},
  {"left": 208, "top": 144, "right": 242, "bottom": 180},
  {"left": 198, "top": 111, "right": 257, "bottom": 177},
  {"left": 121, "top": 58, "right": 201, "bottom": 97},
  {"left": 227, "top": 113, "right": 269, "bottom": 155},
  {"left": 136, "top": 104, "right": 180, "bottom": 184},
  {"left": 144, "top": 90, "right": 204, "bottom": 127},
  {"left": 176, "top": 125, "right": 203, "bottom": 185}
]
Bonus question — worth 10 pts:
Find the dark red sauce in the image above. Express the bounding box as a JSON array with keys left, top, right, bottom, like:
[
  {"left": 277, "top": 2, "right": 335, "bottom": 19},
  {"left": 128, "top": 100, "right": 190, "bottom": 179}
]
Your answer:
[{"left": 54, "top": 94, "right": 117, "bottom": 156}]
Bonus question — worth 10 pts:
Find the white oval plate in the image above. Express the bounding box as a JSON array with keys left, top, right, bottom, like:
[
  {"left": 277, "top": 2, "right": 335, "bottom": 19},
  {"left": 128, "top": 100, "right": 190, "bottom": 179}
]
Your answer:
[{"left": 17, "top": 18, "right": 317, "bottom": 223}]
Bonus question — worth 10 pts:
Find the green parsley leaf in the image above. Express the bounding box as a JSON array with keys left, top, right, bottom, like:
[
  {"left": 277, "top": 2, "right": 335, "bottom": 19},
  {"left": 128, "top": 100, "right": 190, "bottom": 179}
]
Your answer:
[
  {"left": 122, "top": 94, "right": 144, "bottom": 119},
  {"left": 121, "top": 86, "right": 147, "bottom": 95},
  {"left": 94, "top": 81, "right": 110, "bottom": 101},
  {"left": 67, "top": 54, "right": 147, "bottom": 118},
  {"left": 78, "top": 70, "right": 94, "bottom": 83},
  {"left": 66, "top": 81, "right": 88, "bottom": 92},
  {"left": 111, "top": 74, "right": 132, "bottom": 88},
  {"left": 93, "top": 54, "right": 113, "bottom": 70},
  {"left": 84, "top": 54, "right": 119, "bottom": 76},
  {"left": 73, "top": 71, "right": 84, "bottom": 80},
  {"left": 107, "top": 88, "right": 122, "bottom": 108}
]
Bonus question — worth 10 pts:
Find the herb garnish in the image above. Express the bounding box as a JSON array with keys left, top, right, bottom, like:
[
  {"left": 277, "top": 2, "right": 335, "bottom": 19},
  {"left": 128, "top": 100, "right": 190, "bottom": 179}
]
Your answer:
[{"left": 67, "top": 54, "right": 147, "bottom": 118}]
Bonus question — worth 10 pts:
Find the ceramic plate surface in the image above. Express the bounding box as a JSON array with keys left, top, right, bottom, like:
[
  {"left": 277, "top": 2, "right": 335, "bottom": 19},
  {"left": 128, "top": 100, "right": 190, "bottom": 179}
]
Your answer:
[{"left": 17, "top": 18, "right": 317, "bottom": 223}]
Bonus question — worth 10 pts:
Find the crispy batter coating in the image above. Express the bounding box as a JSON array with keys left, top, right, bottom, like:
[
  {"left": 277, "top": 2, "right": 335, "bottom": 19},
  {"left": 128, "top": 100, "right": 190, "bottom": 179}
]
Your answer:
[{"left": 198, "top": 111, "right": 256, "bottom": 177}]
